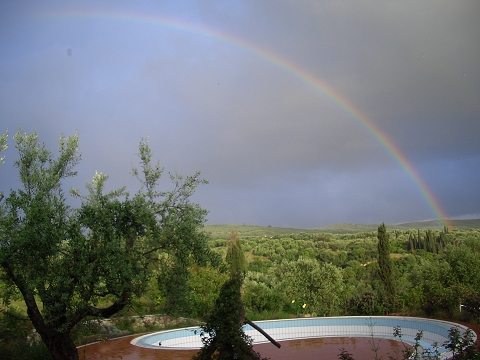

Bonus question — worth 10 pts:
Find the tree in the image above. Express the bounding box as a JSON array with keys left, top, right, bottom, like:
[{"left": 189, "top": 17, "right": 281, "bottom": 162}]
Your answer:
[
  {"left": 377, "top": 223, "right": 395, "bottom": 308},
  {"left": 279, "top": 257, "right": 344, "bottom": 315},
  {"left": 194, "top": 230, "right": 277, "bottom": 360},
  {"left": 0, "top": 130, "right": 214, "bottom": 360},
  {"left": 225, "top": 229, "right": 246, "bottom": 278},
  {"left": 0, "top": 129, "right": 7, "bottom": 201},
  {"left": 0, "top": 129, "right": 6, "bottom": 164},
  {"left": 193, "top": 276, "right": 267, "bottom": 360},
  {"left": 445, "top": 243, "right": 480, "bottom": 291}
]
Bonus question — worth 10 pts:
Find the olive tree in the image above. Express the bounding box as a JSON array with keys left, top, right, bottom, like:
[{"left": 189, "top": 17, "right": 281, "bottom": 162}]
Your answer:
[
  {"left": 0, "top": 129, "right": 214, "bottom": 360},
  {"left": 279, "top": 257, "right": 344, "bottom": 315}
]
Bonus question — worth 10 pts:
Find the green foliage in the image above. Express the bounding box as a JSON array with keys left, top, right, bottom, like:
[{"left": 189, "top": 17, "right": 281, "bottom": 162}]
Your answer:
[
  {"left": 157, "top": 261, "right": 191, "bottom": 315},
  {"left": 391, "top": 325, "right": 429, "bottom": 360},
  {"left": 248, "top": 258, "right": 272, "bottom": 273},
  {"left": 243, "top": 278, "right": 282, "bottom": 314},
  {"left": 199, "top": 223, "right": 480, "bottom": 320},
  {"left": 188, "top": 265, "right": 229, "bottom": 320},
  {"left": 0, "top": 129, "right": 7, "bottom": 166},
  {"left": 194, "top": 230, "right": 268, "bottom": 359},
  {"left": 226, "top": 229, "right": 246, "bottom": 278},
  {"left": 206, "top": 221, "right": 480, "bottom": 239},
  {"left": 0, "top": 130, "right": 212, "bottom": 360},
  {"left": 445, "top": 243, "right": 480, "bottom": 291},
  {"left": 461, "top": 290, "right": 480, "bottom": 321},
  {"left": 338, "top": 348, "right": 355, "bottom": 360},
  {"left": 377, "top": 223, "right": 395, "bottom": 307},
  {"left": 406, "top": 229, "right": 448, "bottom": 253},
  {"left": 443, "top": 327, "right": 477, "bottom": 359},
  {"left": 316, "top": 250, "right": 336, "bottom": 263},
  {"left": 193, "top": 277, "right": 267, "bottom": 360},
  {"left": 338, "top": 324, "right": 480, "bottom": 360},
  {"left": 0, "top": 306, "right": 53, "bottom": 359},
  {"left": 278, "top": 257, "right": 344, "bottom": 315},
  {"left": 346, "top": 291, "right": 383, "bottom": 316}
]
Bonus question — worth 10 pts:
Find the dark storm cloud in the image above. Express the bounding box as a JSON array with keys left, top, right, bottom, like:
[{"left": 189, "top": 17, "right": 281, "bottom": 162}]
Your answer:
[{"left": 1, "top": 1, "right": 479, "bottom": 227}]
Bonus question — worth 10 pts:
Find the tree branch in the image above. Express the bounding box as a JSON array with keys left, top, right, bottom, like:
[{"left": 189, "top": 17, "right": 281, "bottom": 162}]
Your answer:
[{"left": 244, "top": 318, "right": 281, "bottom": 348}]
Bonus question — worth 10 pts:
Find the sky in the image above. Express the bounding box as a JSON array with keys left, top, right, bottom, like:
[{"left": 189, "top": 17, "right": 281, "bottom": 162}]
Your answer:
[{"left": 1, "top": 1, "right": 479, "bottom": 228}]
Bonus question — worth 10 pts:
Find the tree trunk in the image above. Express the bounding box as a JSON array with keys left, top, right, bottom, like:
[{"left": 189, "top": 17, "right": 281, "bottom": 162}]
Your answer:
[
  {"left": 42, "top": 331, "right": 79, "bottom": 360},
  {"left": 244, "top": 318, "right": 281, "bottom": 348},
  {"left": 24, "top": 296, "right": 79, "bottom": 360}
]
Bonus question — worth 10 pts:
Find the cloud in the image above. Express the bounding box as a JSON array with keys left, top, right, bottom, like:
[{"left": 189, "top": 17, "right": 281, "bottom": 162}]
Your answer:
[{"left": 0, "top": 1, "right": 479, "bottom": 227}]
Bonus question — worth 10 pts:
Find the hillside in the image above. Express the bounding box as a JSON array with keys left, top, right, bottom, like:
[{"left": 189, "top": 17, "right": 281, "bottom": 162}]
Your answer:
[
  {"left": 394, "top": 218, "right": 480, "bottom": 230},
  {"left": 205, "top": 218, "right": 480, "bottom": 237}
]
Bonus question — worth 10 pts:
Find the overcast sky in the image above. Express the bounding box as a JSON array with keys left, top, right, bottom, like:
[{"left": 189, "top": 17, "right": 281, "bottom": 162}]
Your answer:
[{"left": 1, "top": 1, "right": 479, "bottom": 228}]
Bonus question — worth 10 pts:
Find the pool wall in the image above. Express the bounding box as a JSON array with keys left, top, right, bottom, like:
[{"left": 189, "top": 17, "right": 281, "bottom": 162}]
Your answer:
[{"left": 131, "top": 316, "right": 476, "bottom": 359}]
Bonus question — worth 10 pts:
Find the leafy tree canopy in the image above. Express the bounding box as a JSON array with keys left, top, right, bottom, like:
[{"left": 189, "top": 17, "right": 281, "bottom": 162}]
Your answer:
[
  {"left": 279, "top": 256, "right": 344, "bottom": 315},
  {"left": 0, "top": 129, "right": 216, "bottom": 360}
]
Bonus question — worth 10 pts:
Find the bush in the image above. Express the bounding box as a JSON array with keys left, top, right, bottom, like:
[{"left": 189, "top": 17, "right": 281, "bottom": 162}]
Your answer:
[{"left": 243, "top": 281, "right": 282, "bottom": 313}]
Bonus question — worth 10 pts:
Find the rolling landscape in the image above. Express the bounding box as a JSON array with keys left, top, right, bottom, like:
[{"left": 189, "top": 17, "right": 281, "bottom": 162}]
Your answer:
[
  {"left": 205, "top": 218, "right": 480, "bottom": 237},
  {"left": 1, "top": 1, "right": 479, "bottom": 359}
]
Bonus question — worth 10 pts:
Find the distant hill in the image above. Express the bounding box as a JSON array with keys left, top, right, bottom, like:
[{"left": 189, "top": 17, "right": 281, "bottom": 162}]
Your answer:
[
  {"left": 205, "top": 219, "right": 480, "bottom": 237},
  {"left": 204, "top": 224, "right": 321, "bottom": 239},
  {"left": 308, "top": 223, "right": 380, "bottom": 234},
  {"left": 394, "top": 218, "right": 480, "bottom": 230}
]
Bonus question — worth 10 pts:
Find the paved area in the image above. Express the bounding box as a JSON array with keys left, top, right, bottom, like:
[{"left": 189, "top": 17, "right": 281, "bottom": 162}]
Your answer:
[
  {"left": 79, "top": 334, "right": 197, "bottom": 360},
  {"left": 80, "top": 335, "right": 408, "bottom": 360}
]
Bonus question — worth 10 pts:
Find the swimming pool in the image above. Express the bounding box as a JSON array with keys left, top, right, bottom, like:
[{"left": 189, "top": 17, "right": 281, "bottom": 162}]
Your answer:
[{"left": 131, "top": 316, "right": 475, "bottom": 359}]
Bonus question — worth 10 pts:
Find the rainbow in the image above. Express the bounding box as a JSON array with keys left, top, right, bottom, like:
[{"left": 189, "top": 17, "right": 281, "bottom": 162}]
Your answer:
[{"left": 39, "top": 9, "right": 451, "bottom": 228}]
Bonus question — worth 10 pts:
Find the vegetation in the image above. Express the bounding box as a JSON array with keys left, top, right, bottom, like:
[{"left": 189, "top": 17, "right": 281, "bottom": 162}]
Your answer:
[
  {"left": 202, "top": 223, "right": 480, "bottom": 326},
  {"left": 339, "top": 325, "right": 478, "bottom": 359},
  {"left": 193, "top": 276, "right": 266, "bottom": 360},
  {"left": 377, "top": 223, "right": 395, "bottom": 309},
  {"left": 205, "top": 220, "right": 480, "bottom": 236},
  {"left": 194, "top": 230, "right": 268, "bottom": 360},
  {"left": 0, "top": 130, "right": 215, "bottom": 360}
]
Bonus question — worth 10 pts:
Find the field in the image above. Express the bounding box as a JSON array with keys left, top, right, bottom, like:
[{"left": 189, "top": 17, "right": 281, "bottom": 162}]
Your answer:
[
  {"left": 2, "top": 219, "right": 480, "bottom": 359},
  {"left": 205, "top": 218, "right": 480, "bottom": 237}
]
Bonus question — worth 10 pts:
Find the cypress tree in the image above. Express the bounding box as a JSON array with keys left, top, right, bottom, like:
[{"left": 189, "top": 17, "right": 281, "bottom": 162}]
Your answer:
[
  {"left": 194, "top": 230, "right": 277, "bottom": 359},
  {"left": 437, "top": 232, "right": 446, "bottom": 253},
  {"left": 377, "top": 223, "right": 395, "bottom": 308},
  {"left": 417, "top": 229, "right": 423, "bottom": 250},
  {"left": 226, "top": 229, "right": 246, "bottom": 278},
  {"left": 431, "top": 230, "right": 436, "bottom": 252},
  {"left": 408, "top": 233, "right": 415, "bottom": 251},
  {"left": 193, "top": 276, "right": 266, "bottom": 360}
]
